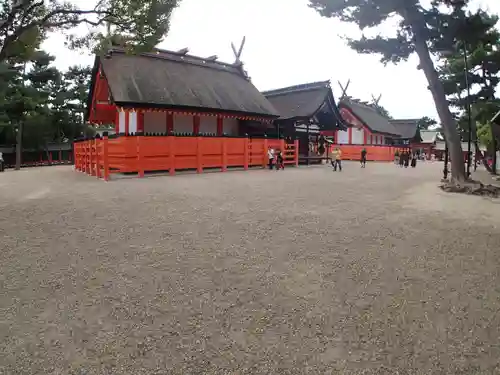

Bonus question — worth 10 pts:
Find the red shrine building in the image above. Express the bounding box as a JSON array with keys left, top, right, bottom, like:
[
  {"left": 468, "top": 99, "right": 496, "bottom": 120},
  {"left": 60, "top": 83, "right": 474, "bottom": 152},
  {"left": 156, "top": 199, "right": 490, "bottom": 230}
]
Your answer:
[
  {"left": 86, "top": 47, "right": 279, "bottom": 136},
  {"left": 335, "top": 98, "right": 421, "bottom": 145}
]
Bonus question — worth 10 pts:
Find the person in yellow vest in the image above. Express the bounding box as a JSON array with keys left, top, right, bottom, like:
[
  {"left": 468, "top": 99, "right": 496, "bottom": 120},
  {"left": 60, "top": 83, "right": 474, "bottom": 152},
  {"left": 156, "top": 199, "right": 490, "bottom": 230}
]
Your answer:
[{"left": 331, "top": 147, "right": 342, "bottom": 171}]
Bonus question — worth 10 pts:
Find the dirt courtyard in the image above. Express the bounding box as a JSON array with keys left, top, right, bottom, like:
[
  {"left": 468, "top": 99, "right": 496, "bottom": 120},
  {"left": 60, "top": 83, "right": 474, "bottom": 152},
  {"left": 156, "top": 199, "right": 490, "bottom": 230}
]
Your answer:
[{"left": 1, "top": 162, "right": 500, "bottom": 374}]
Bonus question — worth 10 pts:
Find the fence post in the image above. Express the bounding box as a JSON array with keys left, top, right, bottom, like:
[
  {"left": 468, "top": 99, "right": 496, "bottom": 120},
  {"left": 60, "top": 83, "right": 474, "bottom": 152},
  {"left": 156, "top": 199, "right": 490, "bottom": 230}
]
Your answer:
[
  {"left": 263, "top": 137, "right": 268, "bottom": 169},
  {"left": 197, "top": 136, "right": 203, "bottom": 173},
  {"left": 169, "top": 135, "right": 175, "bottom": 176},
  {"left": 243, "top": 137, "right": 249, "bottom": 170},
  {"left": 83, "top": 141, "right": 88, "bottom": 174},
  {"left": 103, "top": 136, "right": 109, "bottom": 181},
  {"left": 96, "top": 139, "right": 101, "bottom": 178},
  {"left": 294, "top": 139, "right": 299, "bottom": 167},
  {"left": 89, "top": 140, "right": 94, "bottom": 175},
  {"left": 137, "top": 135, "right": 144, "bottom": 178},
  {"left": 221, "top": 137, "right": 227, "bottom": 172}
]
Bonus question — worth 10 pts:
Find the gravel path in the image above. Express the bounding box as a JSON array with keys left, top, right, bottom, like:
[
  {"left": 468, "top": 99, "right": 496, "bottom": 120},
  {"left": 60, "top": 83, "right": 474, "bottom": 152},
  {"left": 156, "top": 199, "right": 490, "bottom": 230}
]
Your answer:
[{"left": 1, "top": 162, "right": 500, "bottom": 374}]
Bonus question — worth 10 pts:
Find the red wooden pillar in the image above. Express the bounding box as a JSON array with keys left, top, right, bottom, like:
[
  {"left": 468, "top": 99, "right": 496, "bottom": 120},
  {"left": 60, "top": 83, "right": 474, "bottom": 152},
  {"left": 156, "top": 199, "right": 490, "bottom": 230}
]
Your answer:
[
  {"left": 243, "top": 137, "right": 249, "bottom": 170},
  {"left": 168, "top": 135, "right": 175, "bottom": 175},
  {"left": 103, "top": 136, "right": 109, "bottom": 181},
  {"left": 193, "top": 115, "right": 200, "bottom": 135},
  {"left": 263, "top": 138, "right": 268, "bottom": 168},
  {"left": 363, "top": 129, "right": 368, "bottom": 145},
  {"left": 196, "top": 136, "right": 203, "bottom": 173},
  {"left": 166, "top": 112, "right": 174, "bottom": 134},
  {"left": 348, "top": 127, "right": 352, "bottom": 145},
  {"left": 217, "top": 116, "right": 223, "bottom": 136},
  {"left": 137, "top": 111, "right": 144, "bottom": 133},
  {"left": 221, "top": 138, "right": 227, "bottom": 172},
  {"left": 124, "top": 110, "right": 130, "bottom": 134},
  {"left": 137, "top": 136, "right": 144, "bottom": 178},
  {"left": 115, "top": 110, "right": 120, "bottom": 134},
  {"left": 96, "top": 139, "right": 101, "bottom": 178},
  {"left": 294, "top": 139, "right": 299, "bottom": 167}
]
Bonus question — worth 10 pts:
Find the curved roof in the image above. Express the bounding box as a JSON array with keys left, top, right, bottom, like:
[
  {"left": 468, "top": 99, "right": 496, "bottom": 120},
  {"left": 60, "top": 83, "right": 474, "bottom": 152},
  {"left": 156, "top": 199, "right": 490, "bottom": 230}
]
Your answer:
[
  {"left": 262, "top": 81, "right": 347, "bottom": 129},
  {"left": 339, "top": 99, "right": 400, "bottom": 136},
  {"left": 420, "top": 130, "right": 439, "bottom": 143},
  {"left": 390, "top": 119, "right": 421, "bottom": 141}
]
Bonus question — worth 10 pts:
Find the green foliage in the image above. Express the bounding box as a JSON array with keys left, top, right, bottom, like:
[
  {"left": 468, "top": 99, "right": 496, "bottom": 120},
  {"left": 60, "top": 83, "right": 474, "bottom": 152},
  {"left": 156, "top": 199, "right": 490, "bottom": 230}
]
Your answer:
[
  {"left": 417, "top": 116, "right": 437, "bottom": 130},
  {"left": 307, "top": 0, "right": 481, "bottom": 180},
  {"left": 477, "top": 121, "right": 493, "bottom": 149},
  {"left": 0, "top": 50, "right": 92, "bottom": 149},
  {"left": 0, "top": 0, "right": 180, "bottom": 61},
  {"left": 436, "top": 10, "right": 500, "bottom": 145}
]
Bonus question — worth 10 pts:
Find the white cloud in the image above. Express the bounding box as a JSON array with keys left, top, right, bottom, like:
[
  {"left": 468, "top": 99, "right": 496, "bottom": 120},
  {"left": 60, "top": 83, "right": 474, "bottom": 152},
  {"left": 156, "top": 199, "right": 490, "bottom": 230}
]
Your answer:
[{"left": 42, "top": 0, "right": 500, "bottom": 121}]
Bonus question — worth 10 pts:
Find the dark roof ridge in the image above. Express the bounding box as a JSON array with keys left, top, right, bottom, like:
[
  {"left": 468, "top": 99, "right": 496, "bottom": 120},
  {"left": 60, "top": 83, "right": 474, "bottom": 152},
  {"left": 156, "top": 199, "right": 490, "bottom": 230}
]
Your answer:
[
  {"left": 262, "top": 81, "right": 331, "bottom": 97},
  {"left": 342, "top": 97, "right": 379, "bottom": 111},
  {"left": 390, "top": 118, "right": 420, "bottom": 122},
  {"left": 107, "top": 47, "right": 247, "bottom": 78}
]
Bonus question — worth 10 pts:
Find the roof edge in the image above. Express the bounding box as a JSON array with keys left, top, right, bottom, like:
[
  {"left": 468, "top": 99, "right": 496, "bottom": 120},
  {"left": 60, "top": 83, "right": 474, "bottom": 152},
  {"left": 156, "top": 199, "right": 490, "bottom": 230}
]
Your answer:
[
  {"left": 262, "top": 81, "right": 331, "bottom": 97},
  {"left": 107, "top": 47, "right": 248, "bottom": 79},
  {"left": 114, "top": 101, "right": 280, "bottom": 119}
]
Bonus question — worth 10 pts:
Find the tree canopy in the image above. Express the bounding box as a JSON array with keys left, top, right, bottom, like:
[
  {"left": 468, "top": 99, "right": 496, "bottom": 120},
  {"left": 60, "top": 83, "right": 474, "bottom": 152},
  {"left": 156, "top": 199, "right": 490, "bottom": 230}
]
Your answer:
[
  {"left": 308, "top": 0, "right": 498, "bottom": 182},
  {"left": 0, "top": 51, "right": 93, "bottom": 151},
  {"left": 0, "top": 0, "right": 180, "bottom": 61}
]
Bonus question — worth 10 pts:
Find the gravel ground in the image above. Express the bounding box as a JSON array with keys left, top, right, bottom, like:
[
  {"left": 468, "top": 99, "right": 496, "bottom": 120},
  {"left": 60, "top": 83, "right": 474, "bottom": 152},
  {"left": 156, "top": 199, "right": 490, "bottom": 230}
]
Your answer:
[{"left": 1, "top": 162, "right": 500, "bottom": 374}]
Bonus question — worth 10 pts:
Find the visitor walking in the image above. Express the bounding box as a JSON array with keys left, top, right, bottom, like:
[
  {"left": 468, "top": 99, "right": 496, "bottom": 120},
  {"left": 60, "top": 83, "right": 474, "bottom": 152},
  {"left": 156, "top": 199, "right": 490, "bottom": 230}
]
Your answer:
[
  {"left": 399, "top": 151, "right": 405, "bottom": 167},
  {"left": 332, "top": 147, "right": 342, "bottom": 171},
  {"left": 360, "top": 148, "right": 367, "bottom": 168},
  {"left": 394, "top": 150, "right": 400, "bottom": 165},
  {"left": 267, "top": 147, "right": 275, "bottom": 170},
  {"left": 275, "top": 150, "right": 285, "bottom": 170},
  {"left": 0, "top": 151, "right": 4, "bottom": 172},
  {"left": 403, "top": 152, "right": 410, "bottom": 168},
  {"left": 411, "top": 153, "right": 417, "bottom": 168}
]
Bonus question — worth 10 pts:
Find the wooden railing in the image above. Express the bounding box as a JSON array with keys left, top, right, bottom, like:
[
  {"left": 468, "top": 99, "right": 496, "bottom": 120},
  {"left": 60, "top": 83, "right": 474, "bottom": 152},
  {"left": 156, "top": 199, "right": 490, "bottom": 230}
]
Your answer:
[
  {"left": 331, "top": 144, "right": 410, "bottom": 162},
  {"left": 74, "top": 135, "right": 299, "bottom": 181}
]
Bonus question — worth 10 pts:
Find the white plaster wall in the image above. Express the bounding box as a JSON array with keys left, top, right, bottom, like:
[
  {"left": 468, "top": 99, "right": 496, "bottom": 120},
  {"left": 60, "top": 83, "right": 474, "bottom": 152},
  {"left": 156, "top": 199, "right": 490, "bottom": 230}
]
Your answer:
[
  {"left": 380, "top": 136, "right": 385, "bottom": 145},
  {"left": 351, "top": 128, "right": 364, "bottom": 144},
  {"left": 118, "top": 111, "right": 126, "bottom": 133},
  {"left": 223, "top": 118, "right": 239, "bottom": 136},
  {"left": 200, "top": 116, "right": 217, "bottom": 134},
  {"left": 174, "top": 114, "right": 193, "bottom": 134},
  {"left": 129, "top": 112, "right": 137, "bottom": 133},
  {"left": 144, "top": 111, "right": 167, "bottom": 133},
  {"left": 337, "top": 129, "right": 349, "bottom": 144}
]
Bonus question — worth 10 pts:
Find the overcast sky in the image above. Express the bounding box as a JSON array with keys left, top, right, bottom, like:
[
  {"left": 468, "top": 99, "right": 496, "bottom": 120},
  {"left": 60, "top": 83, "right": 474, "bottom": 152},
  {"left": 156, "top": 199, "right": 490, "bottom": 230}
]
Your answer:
[{"left": 43, "top": 0, "right": 500, "bottom": 120}]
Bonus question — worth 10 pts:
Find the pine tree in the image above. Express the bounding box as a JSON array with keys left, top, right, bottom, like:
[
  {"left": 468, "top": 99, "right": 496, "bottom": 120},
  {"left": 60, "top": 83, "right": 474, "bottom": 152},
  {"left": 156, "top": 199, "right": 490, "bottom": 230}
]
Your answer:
[{"left": 308, "top": 0, "right": 480, "bottom": 183}]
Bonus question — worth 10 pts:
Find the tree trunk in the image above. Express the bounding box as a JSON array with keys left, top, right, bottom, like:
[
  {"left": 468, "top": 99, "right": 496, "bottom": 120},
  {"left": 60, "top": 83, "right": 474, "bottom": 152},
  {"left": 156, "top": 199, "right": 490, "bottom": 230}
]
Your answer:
[
  {"left": 15, "top": 122, "right": 23, "bottom": 170},
  {"left": 404, "top": 3, "right": 466, "bottom": 183}
]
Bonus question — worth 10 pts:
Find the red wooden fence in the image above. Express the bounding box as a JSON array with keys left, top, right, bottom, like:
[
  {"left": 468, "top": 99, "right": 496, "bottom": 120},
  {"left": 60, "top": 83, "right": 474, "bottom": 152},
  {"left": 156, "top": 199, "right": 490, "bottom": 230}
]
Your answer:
[
  {"left": 74, "top": 136, "right": 299, "bottom": 181},
  {"left": 330, "top": 144, "right": 410, "bottom": 162}
]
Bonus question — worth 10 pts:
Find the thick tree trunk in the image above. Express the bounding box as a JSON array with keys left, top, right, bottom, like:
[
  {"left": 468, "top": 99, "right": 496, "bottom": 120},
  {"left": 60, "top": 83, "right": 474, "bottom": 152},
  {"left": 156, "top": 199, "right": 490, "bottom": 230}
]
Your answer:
[
  {"left": 404, "top": 3, "right": 466, "bottom": 183},
  {"left": 15, "top": 122, "right": 23, "bottom": 170}
]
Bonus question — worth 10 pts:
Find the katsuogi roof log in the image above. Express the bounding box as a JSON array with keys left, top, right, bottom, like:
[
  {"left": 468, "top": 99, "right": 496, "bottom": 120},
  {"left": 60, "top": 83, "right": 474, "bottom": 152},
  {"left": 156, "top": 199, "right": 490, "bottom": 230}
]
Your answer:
[{"left": 95, "top": 48, "right": 279, "bottom": 118}]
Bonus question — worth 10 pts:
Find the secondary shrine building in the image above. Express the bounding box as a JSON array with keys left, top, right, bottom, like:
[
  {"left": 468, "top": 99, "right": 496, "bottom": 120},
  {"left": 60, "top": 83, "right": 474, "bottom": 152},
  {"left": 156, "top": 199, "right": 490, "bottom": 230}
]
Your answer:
[
  {"left": 262, "top": 81, "right": 347, "bottom": 160},
  {"left": 335, "top": 98, "right": 421, "bottom": 146},
  {"left": 86, "top": 47, "right": 279, "bottom": 135}
]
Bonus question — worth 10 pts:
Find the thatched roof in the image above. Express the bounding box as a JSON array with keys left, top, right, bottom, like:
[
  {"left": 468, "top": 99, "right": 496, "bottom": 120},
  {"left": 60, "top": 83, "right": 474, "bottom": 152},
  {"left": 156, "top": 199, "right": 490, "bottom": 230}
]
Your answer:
[
  {"left": 390, "top": 119, "right": 421, "bottom": 141},
  {"left": 419, "top": 130, "right": 440, "bottom": 144},
  {"left": 91, "top": 48, "right": 279, "bottom": 118},
  {"left": 339, "top": 98, "right": 400, "bottom": 136},
  {"left": 262, "top": 81, "right": 347, "bottom": 130}
]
